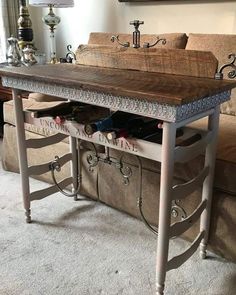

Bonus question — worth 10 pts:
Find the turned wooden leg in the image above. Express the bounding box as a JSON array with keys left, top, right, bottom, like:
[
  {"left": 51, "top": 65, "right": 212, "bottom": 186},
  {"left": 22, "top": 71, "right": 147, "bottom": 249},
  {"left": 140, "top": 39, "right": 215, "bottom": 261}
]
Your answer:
[
  {"left": 156, "top": 122, "right": 176, "bottom": 295},
  {"left": 200, "top": 106, "right": 220, "bottom": 259},
  {"left": 12, "top": 89, "right": 31, "bottom": 223}
]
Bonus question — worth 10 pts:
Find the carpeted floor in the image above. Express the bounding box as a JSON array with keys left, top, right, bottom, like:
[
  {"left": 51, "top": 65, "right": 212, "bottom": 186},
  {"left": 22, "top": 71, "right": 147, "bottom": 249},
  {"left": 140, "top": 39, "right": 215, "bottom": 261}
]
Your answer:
[{"left": 0, "top": 140, "right": 236, "bottom": 295}]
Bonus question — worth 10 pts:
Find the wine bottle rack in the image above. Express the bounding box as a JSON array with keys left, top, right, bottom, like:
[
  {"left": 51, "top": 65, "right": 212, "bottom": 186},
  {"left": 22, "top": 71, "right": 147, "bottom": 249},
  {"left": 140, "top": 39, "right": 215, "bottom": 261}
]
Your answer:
[{"left": 24, "top": 110, "right": 209, "bottom": 164}]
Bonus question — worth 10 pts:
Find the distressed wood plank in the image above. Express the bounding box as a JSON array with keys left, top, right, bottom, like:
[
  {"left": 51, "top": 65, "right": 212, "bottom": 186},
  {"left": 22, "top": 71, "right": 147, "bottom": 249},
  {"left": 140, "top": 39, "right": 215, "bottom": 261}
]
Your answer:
[
  {"left": 0, "top": 64, "right": 236, "bottom": 106},
  {"left": 76, "top": 45, "right": 218, "bottom": 78}
]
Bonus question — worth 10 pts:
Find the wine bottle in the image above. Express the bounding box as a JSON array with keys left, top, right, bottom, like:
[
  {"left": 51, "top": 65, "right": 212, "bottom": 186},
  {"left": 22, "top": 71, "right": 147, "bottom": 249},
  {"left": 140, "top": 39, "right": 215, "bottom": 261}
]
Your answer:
[
  {"left": 54, "top": 116, "right": 66, "bottom": 125},
  {"left": 72, "top": 105, "right": 110, "bottom": 124},
  {"left": 106, "top": 128, "right": 129, "bottom": 140},
  {"left": 26, "top": 102, "right": 110, "bottom": 124},
  {"left": 84, "top": 111, "right": 141, "bottom": 135},
  {"left": 106, "top": 119, "right": 163, "bottom": 140}
]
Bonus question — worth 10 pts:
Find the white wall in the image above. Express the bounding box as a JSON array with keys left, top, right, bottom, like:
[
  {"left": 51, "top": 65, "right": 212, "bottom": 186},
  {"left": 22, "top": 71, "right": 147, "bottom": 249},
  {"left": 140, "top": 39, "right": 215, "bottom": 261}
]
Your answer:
[{"left": 29, "top": 0, "right": 236, "bottom": 60}]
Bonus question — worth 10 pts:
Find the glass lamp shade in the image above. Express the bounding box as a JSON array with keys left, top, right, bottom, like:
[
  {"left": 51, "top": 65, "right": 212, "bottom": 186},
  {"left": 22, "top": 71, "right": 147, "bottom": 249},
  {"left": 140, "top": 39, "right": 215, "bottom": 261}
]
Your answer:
[{"left": 29, "top": 0, "right": 74, "bottom": 7}]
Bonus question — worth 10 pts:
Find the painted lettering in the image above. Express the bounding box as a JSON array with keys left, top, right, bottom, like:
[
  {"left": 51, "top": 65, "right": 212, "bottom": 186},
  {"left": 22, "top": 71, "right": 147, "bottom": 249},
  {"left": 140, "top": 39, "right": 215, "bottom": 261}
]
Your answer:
[{"left": 37, "top": 119, "right": 140, "bottom": 153}]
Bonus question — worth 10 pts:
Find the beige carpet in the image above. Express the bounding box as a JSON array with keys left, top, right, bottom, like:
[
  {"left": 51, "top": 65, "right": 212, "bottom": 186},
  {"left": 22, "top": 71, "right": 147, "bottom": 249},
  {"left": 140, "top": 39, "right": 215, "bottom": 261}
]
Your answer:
[{"left": 0, "top": 140, "right": 236, "bottom": 295}]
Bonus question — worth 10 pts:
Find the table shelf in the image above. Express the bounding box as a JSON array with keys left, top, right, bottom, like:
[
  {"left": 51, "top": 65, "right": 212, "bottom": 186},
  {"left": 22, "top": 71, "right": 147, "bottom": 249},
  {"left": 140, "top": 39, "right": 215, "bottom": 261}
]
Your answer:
[{"left": 24, "top": 111, "right": 207, "bottom": 163}]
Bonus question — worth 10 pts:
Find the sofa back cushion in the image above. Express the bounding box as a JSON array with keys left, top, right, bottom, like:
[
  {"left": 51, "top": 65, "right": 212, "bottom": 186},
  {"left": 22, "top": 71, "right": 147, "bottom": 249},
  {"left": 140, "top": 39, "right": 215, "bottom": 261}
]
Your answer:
[
  {"left": 88, "top": 32, "right": 188, "bottom": 49},
  {"left": 186, "top": 33, "right": 236, "bottom": 115},
  {"left": 28, "top": 92, "right": 65, "bottom": 102}
]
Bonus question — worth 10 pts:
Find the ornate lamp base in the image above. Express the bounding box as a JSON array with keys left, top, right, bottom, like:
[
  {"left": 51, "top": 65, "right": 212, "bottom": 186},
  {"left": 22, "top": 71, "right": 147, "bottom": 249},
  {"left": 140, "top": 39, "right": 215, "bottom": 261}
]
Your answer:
[
  {"left": 43, "top": 5, "right": 61, "bottom": 64},
  {"left": 18, "top": 0, "right": 34, "bottom": 50}
]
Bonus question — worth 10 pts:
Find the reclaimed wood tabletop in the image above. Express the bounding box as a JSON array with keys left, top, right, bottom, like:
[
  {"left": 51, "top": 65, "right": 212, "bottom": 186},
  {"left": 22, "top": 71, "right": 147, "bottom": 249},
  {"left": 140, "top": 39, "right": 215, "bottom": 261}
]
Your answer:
[{"left": 1, "top": 63, "right": 236, "bottom": 105}]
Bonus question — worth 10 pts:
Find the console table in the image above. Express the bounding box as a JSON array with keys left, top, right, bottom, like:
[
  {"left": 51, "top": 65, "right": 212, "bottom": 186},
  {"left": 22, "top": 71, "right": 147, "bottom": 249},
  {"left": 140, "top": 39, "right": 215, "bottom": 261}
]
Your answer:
[{"left": 1, "top": 63, "right": 236, "bottom": 295}]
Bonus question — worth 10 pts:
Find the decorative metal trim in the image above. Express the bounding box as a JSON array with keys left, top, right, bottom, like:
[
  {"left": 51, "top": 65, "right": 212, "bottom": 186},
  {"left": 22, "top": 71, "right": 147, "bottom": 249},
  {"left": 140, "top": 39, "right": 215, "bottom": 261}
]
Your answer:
[
  {"left": 49, "top": 155, "right": 81, "bottom": 197},
  {"left": 215, "top": 53, "right": 236, "bottom": 80},
  {"left": 118, "top": 153, "right": 133, "bottom": 185},
  {"left": 86, "top": 150, "right": 133, "bottom": 185},
  {"left": 110, "top": 35, "right": 130, "bottom": 48},
  {"left": 87, "top": 152, "right": 99, "bottom": 172},
  {"left": 2, "top": 77, "right": 230, "bottom": 123},
  {"left": 65, "top": 44, "right": 76, "bottom": 63},
  {"left": 171, "top": 200, "right": 187, "bottom": 219},
  {"left": 143, "top": 37, "right": 166, "bottom": 48},
  {"left": 130, "top": 20, "right": 144, "bottom": 48},
  {"left": 111, "top": 20, "right": 166, "bottom": 49},
  {"left": 175, "top": 91, "right": 230, "bottom": 121}
]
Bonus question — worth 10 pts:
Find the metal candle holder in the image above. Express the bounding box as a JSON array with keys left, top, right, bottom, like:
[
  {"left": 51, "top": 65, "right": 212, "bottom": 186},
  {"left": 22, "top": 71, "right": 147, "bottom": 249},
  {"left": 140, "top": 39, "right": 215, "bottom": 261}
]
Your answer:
[{"left": 111, "top": 20, "right": 166, "bottom": 49}]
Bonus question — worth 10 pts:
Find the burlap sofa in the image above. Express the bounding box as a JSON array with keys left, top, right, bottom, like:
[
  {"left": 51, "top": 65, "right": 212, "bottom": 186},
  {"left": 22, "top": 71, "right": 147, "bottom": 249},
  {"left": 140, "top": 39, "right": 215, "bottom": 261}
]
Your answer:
[{"left": 2, "top": 33, "right": 236, "bottom": 263}]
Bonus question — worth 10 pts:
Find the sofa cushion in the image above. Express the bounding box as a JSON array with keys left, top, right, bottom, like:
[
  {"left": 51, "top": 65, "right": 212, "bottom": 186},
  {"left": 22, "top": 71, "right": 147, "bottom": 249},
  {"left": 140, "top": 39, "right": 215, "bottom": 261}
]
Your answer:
[
  {"left": 88, "top": 32, "right": 188, "bottom": 48},
  {"left": 4, "top": 98, "right": 66, "bottom": 139},
  {"left": 186, "top": 33, "right": 236, "bottom": 116},
  {"left": 188, "top": 113, "right": 236, "bottom": 195},
  {"left": 175, "top": 114, "right": 236, "bottom": 195},
  {"left": 28, "top": 92, "right": 65, "bottom": 102}
]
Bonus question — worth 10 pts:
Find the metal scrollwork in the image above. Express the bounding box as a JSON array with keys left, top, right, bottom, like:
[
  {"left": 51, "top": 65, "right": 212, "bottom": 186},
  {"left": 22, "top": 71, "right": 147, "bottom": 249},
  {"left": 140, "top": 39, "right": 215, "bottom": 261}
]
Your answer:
[
  {"left": 65, "top": 44, "right": 76, "bottom": 63},
  {"left": 119, "top": 157, "right": 132, "bottom": 186},
  {"left": 215, "top": 53, "right": 236, "bottom": 80},
  {"left": 143, "top": 37, "right": 167, "bottom": 48},
  {"left": 49, "top": 155, "right": 81, "bottom": 197},
  {"left": 85, "top": 142, "right": 99, "bottom": 172},
  {"left": 111, "top": 20, "right": 166, "bottom": 49},
  {"left": 171, "top": 199, "right": 187, "bottom": 220},
  {"left": 87, "top": 152, "right": 99, "bottom": 172},
  {"left": 86, "top": 148, "right": 133, "bottom": 185},
  {"left": 50, "top": 155, "right": 61, "bottom": 172},
  {"left": 135, "top": 156, "right": 188, "bottom": 237},
  {"left": 135, "top": 155, "right": 159, "bottom": 235},
  {"left": 110, "top": 35, "right": 130, "bottom": 48}
]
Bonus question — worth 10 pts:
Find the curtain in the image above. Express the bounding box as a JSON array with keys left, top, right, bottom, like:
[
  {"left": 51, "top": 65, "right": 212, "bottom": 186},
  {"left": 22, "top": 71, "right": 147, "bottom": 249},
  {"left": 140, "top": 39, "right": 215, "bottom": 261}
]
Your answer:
[{"left": 0, "top": 0, "right": 19, "bottom": 62}]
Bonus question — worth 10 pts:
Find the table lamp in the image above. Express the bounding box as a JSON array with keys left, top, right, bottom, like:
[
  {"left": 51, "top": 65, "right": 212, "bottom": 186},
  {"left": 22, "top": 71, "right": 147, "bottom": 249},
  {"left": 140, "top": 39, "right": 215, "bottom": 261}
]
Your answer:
[
  {"left": 18, "top": 0, "right": 34, "bottom": 50},
  {"left": 29, "top": 0, "right": 74, "bottom": 64}
]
